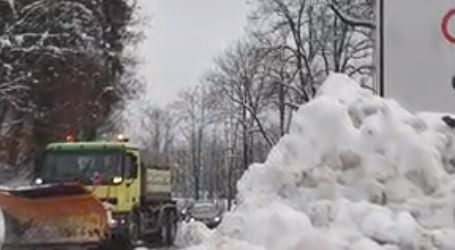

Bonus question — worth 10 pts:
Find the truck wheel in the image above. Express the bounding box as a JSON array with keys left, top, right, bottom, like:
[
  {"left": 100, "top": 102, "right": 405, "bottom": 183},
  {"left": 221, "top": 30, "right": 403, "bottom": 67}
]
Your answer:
[
  {"left": 108, "top": 212, "right": 140, "bottom": 250},
  {"left": 127, "top": 211, "right": 140, "bottom": 248},
  {"left": 161, "top": 211, "right": 177, "bottom": 246}
]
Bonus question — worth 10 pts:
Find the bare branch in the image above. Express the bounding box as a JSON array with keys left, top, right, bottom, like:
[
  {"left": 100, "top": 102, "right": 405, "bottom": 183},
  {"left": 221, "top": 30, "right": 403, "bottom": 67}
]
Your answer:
[{"left": 329, "top": 2, "right": 376, "bottom": 29}]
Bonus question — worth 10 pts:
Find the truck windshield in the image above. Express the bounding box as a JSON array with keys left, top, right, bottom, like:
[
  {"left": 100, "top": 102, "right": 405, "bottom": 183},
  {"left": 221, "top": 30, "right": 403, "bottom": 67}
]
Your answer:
[{"left": 40, "top": 151, "right": 123, "bottom": 185}]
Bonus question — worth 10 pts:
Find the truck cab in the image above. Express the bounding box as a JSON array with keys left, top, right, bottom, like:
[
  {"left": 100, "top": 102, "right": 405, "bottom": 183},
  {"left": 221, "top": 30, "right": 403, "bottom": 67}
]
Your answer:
[
  {"left": 35, "top": 141, "right": 141, "bottom": 215},
  {"left": 29, "top": 137, "right": 178, "bottom": 248}
]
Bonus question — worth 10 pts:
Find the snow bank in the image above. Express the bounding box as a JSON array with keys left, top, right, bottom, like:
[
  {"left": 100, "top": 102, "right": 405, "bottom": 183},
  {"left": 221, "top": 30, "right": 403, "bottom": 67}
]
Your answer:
[{"left": 178, "top": 73, "right": 455, "bottom": 250}]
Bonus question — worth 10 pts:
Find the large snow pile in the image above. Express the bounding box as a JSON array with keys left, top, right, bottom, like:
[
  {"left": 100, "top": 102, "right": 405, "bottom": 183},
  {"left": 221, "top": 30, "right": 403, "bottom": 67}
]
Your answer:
[{"left": 178, "top": 73, "right": 455, "bottom": 250}]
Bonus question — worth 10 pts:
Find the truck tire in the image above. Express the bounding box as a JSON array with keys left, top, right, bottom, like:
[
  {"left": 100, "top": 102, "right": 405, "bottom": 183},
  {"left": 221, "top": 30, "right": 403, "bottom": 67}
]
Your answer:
[
  {"left": 102, "top": 212, "right": 140, "bottom": 250},
  {"left": 126, "top": 211, "right": 141, "bottom": 249},
  {"left": 161, "top": 210, "right": 177, "bottom": 246}
]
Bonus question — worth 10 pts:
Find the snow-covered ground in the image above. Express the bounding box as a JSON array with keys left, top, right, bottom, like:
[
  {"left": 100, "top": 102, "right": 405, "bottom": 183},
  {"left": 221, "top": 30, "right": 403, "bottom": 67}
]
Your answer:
[{"left": 176, "top": 73, "right": 455, "bottom": 250}]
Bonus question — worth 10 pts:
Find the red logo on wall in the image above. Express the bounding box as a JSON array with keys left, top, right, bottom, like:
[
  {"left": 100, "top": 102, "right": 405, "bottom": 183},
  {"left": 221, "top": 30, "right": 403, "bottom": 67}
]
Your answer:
[{"left": 442, "top": 9, "right": 455, "bottom": 44}]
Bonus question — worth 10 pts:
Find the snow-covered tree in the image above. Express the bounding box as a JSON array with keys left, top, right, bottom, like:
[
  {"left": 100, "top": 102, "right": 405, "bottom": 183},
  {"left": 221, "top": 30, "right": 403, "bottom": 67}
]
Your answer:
[{"left": 0, "top": 0, "right": 140, "bottom": 170}]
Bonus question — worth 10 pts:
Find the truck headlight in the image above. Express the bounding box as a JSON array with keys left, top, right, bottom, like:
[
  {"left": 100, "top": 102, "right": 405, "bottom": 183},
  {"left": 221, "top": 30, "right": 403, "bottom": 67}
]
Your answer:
[
  {"left": 35, "top": 178, "right": 43, "bottom": 185},
  {"left": 214, "top": 216, "right": 220, "bottom": 222},
  {"left": 112, "top": 176, "right": 123, "bottom": 184},
  {"left": 108, "top": 218, "right": 118, "bottom": 228}
]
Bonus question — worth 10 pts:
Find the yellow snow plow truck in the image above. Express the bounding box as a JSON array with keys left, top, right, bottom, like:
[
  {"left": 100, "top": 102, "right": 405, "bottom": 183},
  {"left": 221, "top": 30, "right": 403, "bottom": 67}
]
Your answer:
[{"left": 0, "top": 135, "right": 178, "bottom": 250}]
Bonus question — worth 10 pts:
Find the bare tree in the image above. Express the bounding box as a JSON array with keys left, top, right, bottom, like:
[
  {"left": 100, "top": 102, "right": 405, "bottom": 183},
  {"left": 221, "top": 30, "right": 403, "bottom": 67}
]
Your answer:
[
  {"left": 250, "top": 0, "right": 315, "bottom": 101},
  {"left": 253, "top": 35, "right": 299, "bottom": 136},
  {"left": 172, "top": 84, "right": 219, "bottom": 200},
  {"left": 222, "top": 113, "right": 240, "bottom": 209},
  {"left": 328, "top": 0, "right": 376, "bottom": 29},
  {"left": 208, "top": 40, "right": 276, "bottom": 149},
  {"left": 249, "top": 0, "right": 375, "bottom": 102},
  {"left": 172, "top": 0, "right": 377, "bottom": 203},
  {"left": 134, "top": 103, "right": 175, "bottom": 166}
]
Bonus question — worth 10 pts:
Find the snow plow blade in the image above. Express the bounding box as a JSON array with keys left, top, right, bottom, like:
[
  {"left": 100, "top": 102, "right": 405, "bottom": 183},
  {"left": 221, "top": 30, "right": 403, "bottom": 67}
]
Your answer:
[{"left": 0, "top": 183, "right": 108, "bottom": 248}]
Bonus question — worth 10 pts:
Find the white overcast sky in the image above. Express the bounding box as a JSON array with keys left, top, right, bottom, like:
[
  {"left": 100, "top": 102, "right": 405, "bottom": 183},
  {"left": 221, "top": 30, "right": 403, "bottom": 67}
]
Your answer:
[{"left": 135, "top": 0, "right": 249, "bottom": 105}]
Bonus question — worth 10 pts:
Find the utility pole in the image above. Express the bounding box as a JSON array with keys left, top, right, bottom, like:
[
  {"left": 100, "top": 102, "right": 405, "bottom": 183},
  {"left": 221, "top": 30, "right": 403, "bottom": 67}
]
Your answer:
[
  {"left": 378, "top": 0, "right": 384, "bottom": 97},
  {"left": 374, "top": 0, "right": 385, "bottom": 97}
]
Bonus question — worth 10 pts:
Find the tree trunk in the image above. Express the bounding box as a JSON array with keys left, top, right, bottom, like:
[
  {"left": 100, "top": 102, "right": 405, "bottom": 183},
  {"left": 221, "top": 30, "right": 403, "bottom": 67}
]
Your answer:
[
  {"left": 279, "top": 80, "right": 286, "bottom": 136},
  {"left": 242, "top": 85, "right": 249, "bottom": 171},
  {"left": 191, "top": 129, "right": 199, "bottom": 200}
]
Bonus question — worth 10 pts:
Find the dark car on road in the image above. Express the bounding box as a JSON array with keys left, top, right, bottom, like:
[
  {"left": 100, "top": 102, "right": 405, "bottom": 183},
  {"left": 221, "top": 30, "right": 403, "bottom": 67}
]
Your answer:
[{"left": 182, "top": 202, "right": 223, "bottom": 228}]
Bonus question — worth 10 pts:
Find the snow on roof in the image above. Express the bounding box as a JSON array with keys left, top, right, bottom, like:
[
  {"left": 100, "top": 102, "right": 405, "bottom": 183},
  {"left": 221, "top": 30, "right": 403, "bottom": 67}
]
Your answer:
[{"left": 176, "top": 73, "right": 455, "bottom": 250}]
